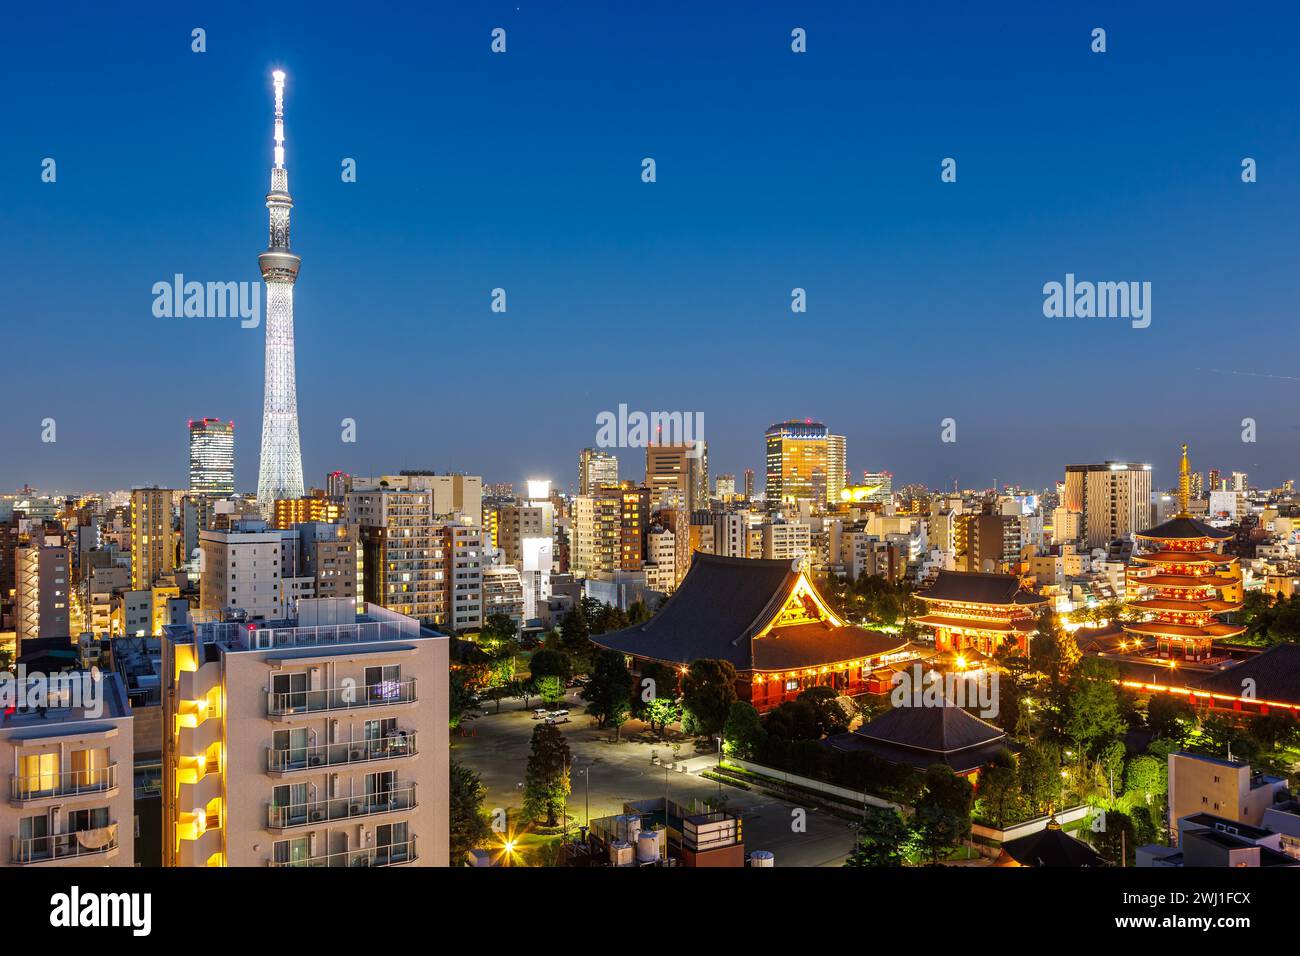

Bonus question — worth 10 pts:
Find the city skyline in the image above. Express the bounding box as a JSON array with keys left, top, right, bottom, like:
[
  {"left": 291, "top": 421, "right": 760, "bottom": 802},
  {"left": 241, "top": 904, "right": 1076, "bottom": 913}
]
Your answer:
[{"left": 4, "top": 2, "right": 1299, "bottom": 491}]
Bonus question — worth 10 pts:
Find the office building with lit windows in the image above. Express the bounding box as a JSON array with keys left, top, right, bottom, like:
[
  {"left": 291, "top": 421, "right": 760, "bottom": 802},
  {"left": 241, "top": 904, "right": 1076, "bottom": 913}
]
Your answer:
[
  {"left": 765, "top": 420, "right": 828, "bottom": 508},
  {"left": 160, "top": 598, "right": 448, "bottom": 867},
  {"left": 188, "top": 418, "right": 236, "bottom": 496}
]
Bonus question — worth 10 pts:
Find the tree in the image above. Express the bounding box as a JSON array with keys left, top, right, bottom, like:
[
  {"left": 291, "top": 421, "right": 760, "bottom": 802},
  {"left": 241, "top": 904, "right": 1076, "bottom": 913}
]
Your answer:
[
  {"left": 1030, "top": 607, "right": 1081, "bottom": 683},
  {"left": 844, "top": 805, "right": 912, "bottom": 867},
  {"left": 1091, "top": 808, "right": 1135, "bottom": 866},
  {"left": 642, "top": 695, "right": 679, "bottom": 736},
  {"left": 722, "top": 700, "right": 766, "bottom": 759},
  {"left": 1064, "top": 658, "right": 1126, "bottom": 758},
  {"left": 1123, "top": 753, "right": 1166, "bottom": 807},
  {"left": 529, "top": 648, "right": 572, "bottom": 685},
  {"left": 1018, "top": 741, "right": 1062, "bottom": 816},
  {"left": 581, "top": 649, "right": 633, "bottom": 734},
  {"left": 765, "top": 699, "right": 822, "bottom": 741},
  {"left": 797, "top": 686, "right": 853, "bottom": 736},
  {"left": 557, "top": 602, "right": 594, "bottom": 673},
  {"left": 636, "top": 661, "right": 679, "bottom": 710},
  {"left": 975, "top": 749, "right": 1023, "bottom": 828},
  {"left": 522, "top": 723, "right": 572, "bottom": 827},
  {"left": 448, "top": 670, "right": 474, "bottom": 729},
  {"left": 913, "top": 765, "right": 973, "bottom": 863},
  {"left": 627, "top": 598, "right": 651, "bottom": 625},
  {"left": 1146, "top": 694, "right": 1194, "bottom": 744},
  {"left": 449, "top": 760, "right": 493, "bottom": 862},
  {"left": 680, "top": 659, "right": 738, "bottom": 737},
  {"left": 481, "top": 612, "right": 518, "bottom": 645}
]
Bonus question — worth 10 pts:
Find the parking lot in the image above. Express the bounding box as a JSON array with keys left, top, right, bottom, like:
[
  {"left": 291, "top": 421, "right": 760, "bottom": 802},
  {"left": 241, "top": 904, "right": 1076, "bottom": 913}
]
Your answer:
[{"left": 453, "top": 693, "right": 859, "bottom": 867}]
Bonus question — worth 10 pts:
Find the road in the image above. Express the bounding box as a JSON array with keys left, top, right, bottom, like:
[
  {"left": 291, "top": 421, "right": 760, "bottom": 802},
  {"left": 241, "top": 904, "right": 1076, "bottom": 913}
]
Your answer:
[{"left": 453, "top": 693, "right": 858, "bottom": 867}]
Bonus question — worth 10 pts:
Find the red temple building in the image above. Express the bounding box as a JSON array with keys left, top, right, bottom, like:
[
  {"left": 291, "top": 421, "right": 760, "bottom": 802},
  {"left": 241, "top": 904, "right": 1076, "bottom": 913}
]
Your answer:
[
  {"left": 913, "top": 570, "right": 1047, "bottom": 656},
  {"left": 591, "top": 553, "right": 913, "bottom": 713},
  {"left": 1122, "top": 444, "right": 1244, "bottom": 662}
]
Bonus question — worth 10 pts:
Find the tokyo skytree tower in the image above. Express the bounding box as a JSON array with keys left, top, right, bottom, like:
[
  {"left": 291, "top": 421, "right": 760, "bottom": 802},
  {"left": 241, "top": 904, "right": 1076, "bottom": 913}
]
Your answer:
[{"left": 256, "top": 70, "right": 305, "bottom": 514}]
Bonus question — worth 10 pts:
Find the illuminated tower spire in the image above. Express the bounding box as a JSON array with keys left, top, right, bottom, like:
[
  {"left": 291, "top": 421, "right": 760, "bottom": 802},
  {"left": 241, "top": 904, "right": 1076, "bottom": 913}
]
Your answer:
[
  {"left": 1177, "top": 442, "right": 1191, "bottom": 517},
  {"left": 256, "top": 69, "right": 305, "bottom": 515}
]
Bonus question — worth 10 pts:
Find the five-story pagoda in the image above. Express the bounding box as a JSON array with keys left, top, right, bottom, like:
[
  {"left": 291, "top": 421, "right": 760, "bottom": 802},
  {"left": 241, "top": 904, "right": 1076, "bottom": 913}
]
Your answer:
[{"left": 1122, "top": 444, "right": 1244, "bottom": 662}]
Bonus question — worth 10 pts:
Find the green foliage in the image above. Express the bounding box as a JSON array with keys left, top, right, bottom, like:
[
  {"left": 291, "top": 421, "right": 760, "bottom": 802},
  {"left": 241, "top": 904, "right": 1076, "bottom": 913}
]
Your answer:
[
  {"left": 580, "top": 648, "right": 633, "bottom": 731},
  {"left": 1064, "top": 658, "right": 1126, "bottom": 758},
  {"left": 522, "top": 723, "right": 572, "bottom": 827},
  {"left": 680, "top": 659, "right": 738, "bottom": 737},
  {"left": 641, "top": 695, "right": 680, "bottom": 735},
  {"left": 448, "top": 670, "right": 474, "bottom": 728},
  {"left": 975, "top": 749, "right": 1024, "bottom": 828},
  {"left": 796, "top": 686, "right": 852, "bottom": 736},
  {"left": 764, "top": 699, "right": 821, "bottom": 741},
  {"left": 844, "top": 805, "right": 912, "bottom": 867},
  {"left": 633, "top": 661, "right": 679, "bottom": 718},
  {"left": 1017, "top": 741, "right": 1063, "bottom": 817},
  {"left": 913, "top": 765, "right": 973, "bottom": 863},
  {"left": 528, "top": 648, "right": 571, "bottom": 683},
  {"left": 1122, "top": 753, "right": 1166, "bottom": 805},
  {"left": 1030, "top": 607, "right": 1081, "bottom": 683},
  {"left": 449, "top": 761, "right": 493, "bottom": 862},
  {"left": 1146, "top": 694, "right": 1195, "bottom": 744},
  {"left": 1091, "top": 808, "right": 1136, "bottom": 866},
  {"left": 722, "top": 701, "right": 766, "bottom": 759}
]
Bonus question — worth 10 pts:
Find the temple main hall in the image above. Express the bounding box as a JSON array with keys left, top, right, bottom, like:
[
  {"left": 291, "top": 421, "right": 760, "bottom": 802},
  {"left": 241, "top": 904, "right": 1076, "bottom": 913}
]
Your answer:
[{"left": 591, "top": 553, "right": 913, "bottom": 712}]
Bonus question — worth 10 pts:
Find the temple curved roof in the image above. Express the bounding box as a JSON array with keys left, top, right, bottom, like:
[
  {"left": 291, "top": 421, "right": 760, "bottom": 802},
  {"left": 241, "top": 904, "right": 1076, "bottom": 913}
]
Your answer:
[
  {"left": 916, "top": 570, "right": 1047, "bottom": 607},
  {"left": 590, "top": 552, "right": 906, "bottom": 671}
]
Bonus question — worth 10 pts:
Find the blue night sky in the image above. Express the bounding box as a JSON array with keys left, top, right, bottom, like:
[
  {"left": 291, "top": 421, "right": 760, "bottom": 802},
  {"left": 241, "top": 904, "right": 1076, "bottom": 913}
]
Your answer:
[{"left": 2, "top": 1, "right": 1298, "bottom": 495}]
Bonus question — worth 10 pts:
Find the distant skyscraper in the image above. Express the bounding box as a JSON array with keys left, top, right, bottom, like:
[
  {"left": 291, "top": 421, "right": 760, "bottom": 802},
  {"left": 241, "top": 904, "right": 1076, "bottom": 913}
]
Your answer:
[
  {"left": 189, "top": 418, "right": 235, "bottom": 495},
  {"left": 765, "top": 420, "right": 828, "bottom": 508},
  {"left": 827, "top": 434, "right": 847, "bottom": 504},
  {"left": 715, "top": 474, "right": 736, "bottom": 498},
  {"left": 744, "top": 468, "right": 755, "bottom": 500},
  {"left": 256, "top": 70, "right": 305, "bottom": 516},
  {"left": 578, "top": 448, "right": 619, "bottom": 495},
  {"left": 1063, "top": 461, "right": 1153, "bottom": 548},
  {"left": 646, "top": 442, "right": 707, "bottom": 512},
  {"left": 131, "top": 487, "right": 177, "bottom": 590}
]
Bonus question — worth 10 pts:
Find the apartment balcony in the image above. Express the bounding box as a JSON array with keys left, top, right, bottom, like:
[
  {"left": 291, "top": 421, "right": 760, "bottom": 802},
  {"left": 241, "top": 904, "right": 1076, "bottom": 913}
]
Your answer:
[
  {"left": 267, "top": 837, "right": 417, "bottom": 868},
  {"left": 10, "top": 764, "right": 119, "bottom": 807},
  {"left": 266, "top": 679, "right": 417, "bottom": 719},
  {"left": 267, "top": 732, "right": 417, "bottom": 776},
  {"left": 267, "top": 784, "right": 416, "bottom": 830},
  {"left": 11, "top": 826, "right": 120, "bottom": 865}
]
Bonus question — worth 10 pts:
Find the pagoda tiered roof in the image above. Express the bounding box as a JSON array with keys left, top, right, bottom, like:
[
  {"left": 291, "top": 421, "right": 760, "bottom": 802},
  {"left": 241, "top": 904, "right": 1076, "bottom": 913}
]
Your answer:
[{"left": 1135, "top": 515, "right": 1233, "bottom": 541}]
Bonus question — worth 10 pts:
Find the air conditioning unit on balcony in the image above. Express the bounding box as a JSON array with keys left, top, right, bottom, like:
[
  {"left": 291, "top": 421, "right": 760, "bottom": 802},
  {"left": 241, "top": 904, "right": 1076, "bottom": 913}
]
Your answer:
[
  {"left": 310, "top": 755, "right": 323, "bottom": 767},
  {"left": 350, "top": 749, "right": 365, "bottom": 761},
  {"left": 350, "top": 803, "right": 363, "bottom": 816},
  {"left": 310, "top": 809, "right": 325, "bottom": 823}
]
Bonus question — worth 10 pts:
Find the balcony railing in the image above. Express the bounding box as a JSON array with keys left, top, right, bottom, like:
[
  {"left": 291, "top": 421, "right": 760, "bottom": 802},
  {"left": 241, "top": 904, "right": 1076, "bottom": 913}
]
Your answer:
[
  {"left": 266, "top": 679, "right": 417, "bottom": 717},
  {"left": 267, "top": 837, "right": 417, "bottom": 868},
  {"left": 267, "top": 784, "right": 417, "bottom": 830},
  {"left": 12, "top": 826, "right": 119, "bottom": 864},
  {"left": 267, "top": 733, "right": 417, "bottom": 773},
  {"left": 11, "top": 764, "right": 118, "bottom": 802}
]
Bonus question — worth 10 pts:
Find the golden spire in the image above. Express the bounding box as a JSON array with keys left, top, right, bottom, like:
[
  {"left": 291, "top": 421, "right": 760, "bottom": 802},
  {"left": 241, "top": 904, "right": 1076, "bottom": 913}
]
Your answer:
[{"left": 1177, "top": 442, "right": 1191, "bottom": 518}]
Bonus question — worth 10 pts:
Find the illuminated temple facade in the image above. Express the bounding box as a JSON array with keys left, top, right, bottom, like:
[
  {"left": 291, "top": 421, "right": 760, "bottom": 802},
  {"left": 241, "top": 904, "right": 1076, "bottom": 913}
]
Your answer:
[
  {"left": 913, "top": 570, "right": 1047, "bottom": 656},
  {"left": 1123, "top": 444, "right": 1244, "bottom": 662},
  {"left": 592, "top": 553, "right": 912, "bottom": 713}
]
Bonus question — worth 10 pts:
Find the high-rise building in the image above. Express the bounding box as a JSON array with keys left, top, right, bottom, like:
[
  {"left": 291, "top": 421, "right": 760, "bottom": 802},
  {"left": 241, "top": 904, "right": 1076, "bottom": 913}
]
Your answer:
[
  {"left": 256, "top": 70, "right": 306, "bottom": 516},
  {"left": 1063, "top": 461, "right": 1153, "bottom": 548},
  {"left": 14, "top": 520, "right": 71, "bottom": 649},
  {"left": 743, "top": 468, "right": 755, "bottom": 501},
  {"left": 646, "top": 442, "right": 708, "bottom": 512},
  {"left": 188, "top": 418, "right": 235, "bottom": 496},
  {"left": 715, "top": 474, "right": 736, "bottom": 498},
  {"left": 827, "top": 434, "right": 847, "bottom": 504},
  {"left": 161, "top": 599, "right": 448, "bottom": 867},
  {"left": 860, "top": 471, "right": 893, "bottom": 504},
  {"left": 578, "top": 448, "right": 619, "bottom": 495},
  {"left": 764, "top": 420, "right": 828, "bottom": 508},
  {"left": 131, "top": 488, "right": 176, "bottom": 590},
  {"left": 199, "top": 519, "right": 290, "bottom": 621}
]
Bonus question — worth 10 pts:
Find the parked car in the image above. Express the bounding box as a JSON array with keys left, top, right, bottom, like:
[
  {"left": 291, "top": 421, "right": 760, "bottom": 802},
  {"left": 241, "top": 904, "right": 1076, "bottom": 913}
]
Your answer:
[{"left": 532, "top": 708, "right": 549, "bottom": 719}]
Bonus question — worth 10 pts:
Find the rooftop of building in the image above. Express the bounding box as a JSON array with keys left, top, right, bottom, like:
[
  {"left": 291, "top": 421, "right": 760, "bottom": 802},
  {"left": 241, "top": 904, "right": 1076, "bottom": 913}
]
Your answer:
[
  {"left": 0, "top": 670, "right": 131, "bottom": 730},
  {"left": 916, "top": 570, "right": 1048, "bottom": 607},
  {"left": 826, "top": 701, "right": 1009, "bottom": 773},
  {"left": 163, "top": 599, "right": 439, "bottom": 654}
]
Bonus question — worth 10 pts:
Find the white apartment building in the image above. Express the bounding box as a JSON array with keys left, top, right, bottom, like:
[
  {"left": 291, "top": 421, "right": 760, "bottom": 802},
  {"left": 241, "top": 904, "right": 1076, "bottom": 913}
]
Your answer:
[
  {"left": 161, "top": 598, "right": 448, "bottom": 867},
  {"left": 199, "top": 519, "right": 290, "bottom": 621},
  {"left": 1, "top": 672, "right": 135, "bottom": 867}
]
